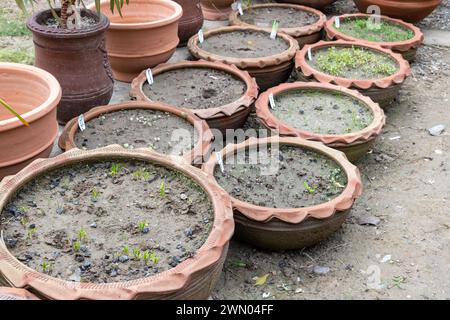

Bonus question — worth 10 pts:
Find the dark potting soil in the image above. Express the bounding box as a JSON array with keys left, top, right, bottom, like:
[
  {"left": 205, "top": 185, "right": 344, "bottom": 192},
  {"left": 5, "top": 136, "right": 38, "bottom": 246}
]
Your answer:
[
  {"left": 272, "top": 89, "right": 374, "bottom": 135},
  {"left": 214, "top": 145, "right": 347, "bottom": 208},
  {"left": 0, "top": 161, "right": 213, "bottom": 283},
  {"left": 239, "top": 7, "right": 318, "bottom": 29},
  {"left": 201, "top": 30, "right": 290, "bottom": 59},
  {"left": 144, "top": 68, "right": 246, "bottom": 110},
  {"left": 43, "top": 15, "right": 98, "bottom": 29},
  {"left": 74, "top": 109, "right": 198, "bottom": 156}
]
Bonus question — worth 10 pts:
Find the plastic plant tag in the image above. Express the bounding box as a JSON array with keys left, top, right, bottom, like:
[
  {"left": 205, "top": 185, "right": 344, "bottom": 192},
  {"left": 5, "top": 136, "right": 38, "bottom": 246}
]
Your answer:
[
  {"left": 307, "top": 47, "right": 312, "bottom": 61},
  {"left": 238, "top": 2, "right": 244, "bottom": 15},
  {"left": 270, "top": 20, "right": 279, "bottom": 40},
  {"left": 78, "top": 114, "right": 86, "bottom": 132},
  {"left": 215, "top": 152, "right": 225, "bottom": 173},
  {"left": 146, "top": 68, "right": 154, "bottom": 85},
  {"left": 335, "top": 16, "right": 340, "bottom": 28},
  {"left": 198, "top": 29, "right": 204, "bottom": 44},
  {"left": 269, "top": 93, "right": 276, "bottom": 109}
]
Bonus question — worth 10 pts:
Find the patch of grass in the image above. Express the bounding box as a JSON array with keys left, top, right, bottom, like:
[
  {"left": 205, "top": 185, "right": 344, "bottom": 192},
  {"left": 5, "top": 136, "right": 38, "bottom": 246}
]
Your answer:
[
  {"left": 337, "top": 18, "right": 414, "bottom": 42},
  {"left": 0, "top": 48, "right": 34, "bottom": 65},
  {"left": 0, "top": 10, "right": 30, "bottom": 36}
]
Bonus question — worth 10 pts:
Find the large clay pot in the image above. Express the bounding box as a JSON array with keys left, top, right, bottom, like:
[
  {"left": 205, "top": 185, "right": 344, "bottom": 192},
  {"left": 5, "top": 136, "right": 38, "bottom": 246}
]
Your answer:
[
  {"left": 201, "top": 0, "right": 234, "bottom": 21},
  {"left": 0, "top": 62, "right": 61, "bottom": 180},
  {"left": 276, "top": 0, "right": 337, "bottom": 10},
  {"left": 89, "top": 0, "right": 182, "bottom": 82},
  {"left": 27, "top": 9, "right": 113, "bottom": 124},
  {"left": 174, "top": 0, "right": 204, "bottom": 45},
  {"left": 353, "top": 0, "right": 443, "bottom": 23}
]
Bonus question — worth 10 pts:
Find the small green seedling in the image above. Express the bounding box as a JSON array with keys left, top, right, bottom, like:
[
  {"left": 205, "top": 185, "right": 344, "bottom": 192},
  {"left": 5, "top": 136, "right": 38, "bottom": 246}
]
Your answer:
[
  {"left": 122, "top": 245, "right": 130, "bottom": 256},
  {"left": 91, "top": 187, "right": 100, "bottom": 199},
  {"left": 41, "top": 259, "right": 52, "bottom": 274},
  {"left": 27, "top": 228, "right": 37, "bottom": 239},
  {"left": 73, "top": 240, "right": 81, "bottom": 253},
  {"left": 18, "top": 206, "right": 29, "bottom": 214},
  {"left": 110, "top": 162, "right": 121, "bottom": 176},
  {"left": 133, "top": 248, "right": 142, "bottom": 260},
  {"left": 137, "top": 220, "right": 148, "bottom": 233},
  {"left": 20, "top": 216, "right": 29, "bottom": 226},
  {"left": 78, "top": 228, "right": 87, "bottom": 242},
  {"left": 303, "top": 180, "right": 317, "bottom": 194},
  {"left": 133, "top": 168, "right": 152, "bottom": 181},
  {"left": 159, "top": 180, "right": 166, "bottom": 198}
]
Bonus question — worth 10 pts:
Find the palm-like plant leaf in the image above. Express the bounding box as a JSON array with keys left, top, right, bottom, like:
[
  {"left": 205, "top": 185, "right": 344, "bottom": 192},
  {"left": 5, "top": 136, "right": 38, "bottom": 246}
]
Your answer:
[{"left": 0, "top": 98, "right": 30, "bottom": 126}]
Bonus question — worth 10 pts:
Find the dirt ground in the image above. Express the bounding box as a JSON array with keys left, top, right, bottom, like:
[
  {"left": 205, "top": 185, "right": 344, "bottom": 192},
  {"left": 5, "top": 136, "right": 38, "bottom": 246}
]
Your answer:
[{"left": 1, "top": 0, "right": 449, "bottom": 300}]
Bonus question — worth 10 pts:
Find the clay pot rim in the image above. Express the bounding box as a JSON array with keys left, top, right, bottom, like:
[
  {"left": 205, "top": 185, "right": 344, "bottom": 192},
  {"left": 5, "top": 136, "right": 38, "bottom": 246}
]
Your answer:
[
  {"left": 187, "top": 26, "right": 299, "bottom": 69},
  {"left": 88, "top": 0, "right": 182, "bottom": 30},
  {"left": 324, "top": 13, "right": 424, "bottom": 52},
  {"left": 58, "top": 101, "right": 214, "bottom": 165},
  {"left": 202, "top": 136, "right": 362, "bottom": 224},
  {"left": 229, "top": 3, "right": 327, "bottom": 38},
  {"left": 0, "top": 146, "right": 234, "bottom": 300},
  {"left": 0, "top": 62, "right": 61, "bottom": 131},
  {"left": 26, "top": 8, "right": 110, "bottom": 38},
  {"left": 130, "top": 59, "right": 258, "bottom": 120},
  {"left": 295, "top": 40, "right": 411, "bottom": 90},
  {"left": 255, "top": 82, "right": 386, "bottom": 146},
  {"left": 0, "top": 287, "right": 39, "bottom": 300}
]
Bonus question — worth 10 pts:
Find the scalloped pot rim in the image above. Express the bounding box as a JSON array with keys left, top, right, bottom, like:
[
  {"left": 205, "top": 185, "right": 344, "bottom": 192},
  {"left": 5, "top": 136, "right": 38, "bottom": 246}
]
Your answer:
[
  {"left": 201, "top": 136, "right": 363, "bottom": 224},
  {"left": 87, "top": 0, "right": 183, "bottom": 30},
  {"left": 255, "top": 82, "right": 386, "bottom": 146},
  {"left": 0, "top": 146, "right": 234, "bottom": 300},
  {"left": 229, "top": 3, "right": 327, "bottom": 38},
  {"left": 295, "top": 40, "right": 411, "bottom": 90},
  {"left": 0, "top": 62, "right": 61, "bottom": 130},
  {"left": 324, "top": 13, "right": 424, "bottom": 52}
]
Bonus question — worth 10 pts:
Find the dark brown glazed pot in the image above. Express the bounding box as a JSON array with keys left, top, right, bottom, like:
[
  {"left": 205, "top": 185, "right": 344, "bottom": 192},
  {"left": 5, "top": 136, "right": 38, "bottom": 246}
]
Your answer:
[
  {"left": 27, "top": 9, "right": 114, "bottom": 124},
  {"left": 276, "top": 0, "right": 337, "bottom": 10},
  {"left": 174, "top": 0, "right": 204, "bottom": 46}
]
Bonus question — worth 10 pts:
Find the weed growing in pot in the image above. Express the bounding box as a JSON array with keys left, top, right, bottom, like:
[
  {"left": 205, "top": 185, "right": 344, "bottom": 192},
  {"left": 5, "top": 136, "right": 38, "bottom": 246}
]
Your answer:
[
  {"left": 41, "top": 259, "right": 52, "bottom": 274},
  {"left": 132, "top": 168, "right": 152, "bottom": 181},
  {"left": 143, "top": 250, "right": 159, "bottom": 265},
  {"left": 73, "top": 240, "right": 81, "bottom": 253},
  {"left": 78, "top": 228, "right": 87, "bottom": 242},
  {"left": 91, "top": 187, "right": 100, "bottom": 199},
  {"left": 27, "top": 228, "right": 37, "bottom": 239},
  {"left": 137, "top": 220, "right": 148, "bottom": 233},
  {"left": 110, "top": 163, "right": 121, "bottom": 177},
  {"left": 122, "top": 246, "right": 130, "bottom": 256},
  {"left": 304, "top": 180, "right": 317, "bottom": 194},
  {"left": 337, "top": 18, "right": 414, "bottom": 42},
  {"left": 20, "top": 216, "right": 29, "bottom": 226},
  {"left": 160, "top": 180, "right": 166, "bottom": 198},
  {"left": 133, "top": 248, "right": 142, "bottom": 260}
]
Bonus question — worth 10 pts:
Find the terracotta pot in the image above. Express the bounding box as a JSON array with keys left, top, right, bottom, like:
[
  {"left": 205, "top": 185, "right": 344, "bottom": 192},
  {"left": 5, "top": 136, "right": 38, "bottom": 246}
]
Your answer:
[
  {"left": 88, "top": 0, "right": 182, "bottom": 82},
  {"left": 324, "top": 14, "right": 424, "bottom": 62},
  {"left": 295, "top": 40, "right": 411, "bottom": 107},
  {"left": 0, "top": 146, "right": 234, "bottom": 300},
  {"left": 202, "top": 136, "right": 362, "bottom": 250},
  {"left": 27, "top": 9, "right": 113, "bottom": 124},
  {"left": 276, "top": 0, "right": 337, "bottom": 10},
  {"left": 174, "top": 0, "right": 204, "bottom": 46},
  {"left": 188, "top": 26, "right": 299, "bottom": 91},
  {"left": 59, "top": 101, "right": 214, "bottom": 165},
  {"left": 0, "top": 287, "right": 39, "bottom": 300},
  {"left": 130, "top": 60, "right": 258, "bottom": 133},
  {"left": 0, "top": 62, "right": 61, "bottom": 180},
  {"left": 229, "top": 3, "right": 326, "bottom": 48},
  {"left": 353, "top": 0, "right": 443, "bottom": 23},
  {"left": 201, "top": 0, "right": 235, "bottom": 21},
  {"left": 255, "top": 82, "right": 386, "bottom": 162}
]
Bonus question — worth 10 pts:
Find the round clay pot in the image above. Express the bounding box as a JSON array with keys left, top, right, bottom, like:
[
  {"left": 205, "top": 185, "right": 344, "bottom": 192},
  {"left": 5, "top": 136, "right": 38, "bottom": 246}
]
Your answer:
[
  {"left": 255, "top": 82, "right": 386, "bottom": 162},
  {"left": 0, "top": 146, "right": 234, "bottom": 300},
  {"left": 353, "top": 0, "right": 443, "bottom": 23},
  {"left": 295, "top": 40, "right": 411, "bottom": 108},
  {"left": 174, "top": 0, "right": 204, "bottom": 46},
  {"left": 0, "top": 287, "right": 39, "bottom": 300},
  {"left": 229, "top": 3, "right": 326, "bottom": 48},
  {"left": 27, "top": 9, "right": 113, "bottom": 124},
  {"left": 201, "top": 0, "right": 235, "bottom": 21},
  {"left": 130, "top": 60, "right": 258, "bottom": 133},
  {"left": 0, "top": 62, "right": 61, "bottom": 180},
  {"left": 276, "top": 0, "right": 337, "bottom": 10},
  {"left": 88, "top": 0, "right": 182, "bottom": 82},
  {"left": 188, "top": 26, "right": 299, "bottom": 91},
  {"left": 324, "top": 14, "right": 424, "bottom": 62},
  {"left": 59, "top": 101, "right": 214, "bottom": 165},
  {"left": 202, "top": 136, "right": 362, "bottom": 250}
]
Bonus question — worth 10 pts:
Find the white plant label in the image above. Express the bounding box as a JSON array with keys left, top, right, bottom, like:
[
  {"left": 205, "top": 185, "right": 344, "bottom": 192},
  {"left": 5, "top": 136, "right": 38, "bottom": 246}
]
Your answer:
[
  {"left": 198, "top": 29, "right": 204, "bottom": 44},
  {"left": 307, "top": 47, "right": 312, "bottom": 61},
  {"left": 238, "top": 2, "right": 244, "bottom": 15},
  {"left": 270, "top": 20, "right": 279, "bottom": 40},
  {"left": 216, "top": 152, "right": 225, "bottom": 173},
  {"left": 78, "top": 114, "right": 86, "bottom": 132},
  {"left": 335, "top": 17, "right": 340, "bottom": 28},
  {"left": 146, "top": 68, "right": 154, "bottom": 85},
  {"left": 269, "top": 93, "right": 276, "bottom": 109}
]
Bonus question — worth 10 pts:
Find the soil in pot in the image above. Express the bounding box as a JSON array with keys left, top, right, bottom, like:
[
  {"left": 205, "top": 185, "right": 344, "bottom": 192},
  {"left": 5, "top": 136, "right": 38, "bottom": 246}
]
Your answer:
[
  {"left": 40, "top": 15, "right": 98, "bottom": 29},
  {"left": 143, "top": 67, "right": 246, "bottom": 109},
  {"left": 200, "top": 30, "right": 289, "bottom": 59},
  {"left": 238, "top": 6, "right": 318, "bottom": 29},
  {"left": 335, "top": 18, "right": 415, "bottom": 42},
  {"left": 310, "top": 46, "right": 399, "bottom": 79},
  {"left": 271, "top": 89, "right": 373, "bottom": 135},
  {"left": 0, "top": 160, "right": 213, "bottom": 283},
  {"left": 73, "top": 109, "right": 198, "bottom": 156},
  {"left": 214, "top": 145, "right": 347, "bottom": 208}
]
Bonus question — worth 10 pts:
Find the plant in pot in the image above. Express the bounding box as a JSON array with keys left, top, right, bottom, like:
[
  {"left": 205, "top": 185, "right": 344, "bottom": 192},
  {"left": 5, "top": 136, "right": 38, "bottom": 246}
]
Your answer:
[{"left": 16, "top": 0, "right": 129, "bottom": 124}]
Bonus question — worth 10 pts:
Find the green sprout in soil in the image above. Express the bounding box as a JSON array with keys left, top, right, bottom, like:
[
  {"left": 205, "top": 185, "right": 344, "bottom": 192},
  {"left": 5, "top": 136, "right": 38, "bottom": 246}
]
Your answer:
[
  {"left": 329, "top": 168, "right": 346, "bottom": 192},
  {"left": 20, "top": 216, "right": 29, "bottom": 226},
  {"left": 110, "top": 162, "right": 121, "bottom": 176},
  {"left": 18, "top": 206, "right": 29, "bottom": 214},
  {"left": 41, "top": 259, "right": 52, "bottom": 274},
  {"left": 337, "top": 18, "right": 414, "bottom": 42},
  {"left": 73, "top": 240, "right": 81, "bottom": 253},
  {"left": 303, "top": 180, "right": 317, "bottom": 194},
  {"left": 133, "top": 168, "right": 152, "bottom": 181},
  {"left": 122, "top": 245, "right": 130, "bottom": 256},
  {"left": 78, "top": 228, "right": 87, "bottom": 242},
  {"left": 143, "top": 250, "right": 159, "bottom": 265},
  {"left": 27, "top": 228, "right": 37, "bottom": 239},
  {"left": 350, "top": 110, "right": 368, "bottom": 132},
  {"left": 160, "top": 180, "right": 166, "bottom": 198},
  {"left": 137, "top": 220, "right": 148, "bottom": 233},
  {"left": 91, "top": 187, "right": 100, "bottom": 199},
  {"left": 133, "top": 248, "right": 142, "bottom": 260}
]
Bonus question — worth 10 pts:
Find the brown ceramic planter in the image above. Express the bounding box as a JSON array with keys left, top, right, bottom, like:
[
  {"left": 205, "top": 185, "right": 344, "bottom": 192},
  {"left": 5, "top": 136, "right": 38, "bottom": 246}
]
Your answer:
[
  {"left": 0, "top": 63, "right": 61, "bottom": 181},
  {"left": 188, "top": 26, "right": 299, "bottom": 91},
  {"left": 255, "top": 82, "right": 386, "bottom": 162},
  {"left": 324, "top": 14, "right": 424, "bottom": 62},
  {"left": 0, "top": 287, "right": 39, "bottom": 300},
  {"left": 59, "top": 101, "right": 214, "bottom": 165},
  {"left": 229, "top": 3, "right": 326, "bottom": 48},
  {"left": 295, "top": 40, "right": 411, "bottom": 107},
  {"left": 201, "top": 0, "right": 234, "bottom": 21},
  {"left": 202, "top": 136, "right": 362, "bottom": 250},
  {"left": 130, "top": 60, "right": 258, "bottom": 133},
  {"left": 276, "top": 0, "right": 337, "bottom": 10},
  {"left": 353, "top": 0, "right": 443, "bottom": 23},
  {"left": 89, "top": 0, "right": 182, "bottom": 82},
  {"left": 0, "top": 146, "right": 234, "bottom": 300},
  {"left": 174, "top": 0, "right": 204, "bottom": 46},
  {"left": 27, "top": 9, "right": 113, "bottom": 124}
]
